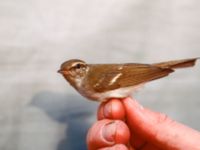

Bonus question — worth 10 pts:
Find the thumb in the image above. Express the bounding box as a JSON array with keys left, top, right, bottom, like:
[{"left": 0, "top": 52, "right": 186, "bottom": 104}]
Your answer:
[{"left": 122, "top": 97, "right": 200, "bottom": 150}]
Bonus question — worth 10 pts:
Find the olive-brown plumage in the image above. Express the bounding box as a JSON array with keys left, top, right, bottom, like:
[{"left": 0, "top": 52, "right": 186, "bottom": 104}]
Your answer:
[{"left": 58, "top": 58, "right": 199, "bottom": 101}]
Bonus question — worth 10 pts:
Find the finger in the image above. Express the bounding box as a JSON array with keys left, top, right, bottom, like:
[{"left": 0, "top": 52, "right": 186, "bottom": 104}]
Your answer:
[
  {"left": 97, "top": 99, "right": 125, "bottom": 120},
  {"left": 97, "top": 102, "right": 106, "bottom": 120},
  {"left": 130, "top": 134, "right": 159, "bottom": 150},
  {"left": 130, "top": 132, "right": 147, "bottom": 149},
  {"left": 98, "top": 144, "right": 129, "bottom": 150},
  {"left": 123, "top": 97, "right": 200, "bottom": 150},
  {"left": 87, "top": 119, "right": 130, "bottom": 150}
]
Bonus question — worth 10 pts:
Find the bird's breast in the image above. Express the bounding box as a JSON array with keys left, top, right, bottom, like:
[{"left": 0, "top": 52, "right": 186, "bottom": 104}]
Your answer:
[{"left": 78, "top": 83, "right": 144, "bottom": 102}]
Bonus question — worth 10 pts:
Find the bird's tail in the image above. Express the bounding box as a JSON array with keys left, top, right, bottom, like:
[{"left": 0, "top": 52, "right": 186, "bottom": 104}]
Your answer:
[{"left": 153, "top": 58, "right": 199, "bottom": 69}]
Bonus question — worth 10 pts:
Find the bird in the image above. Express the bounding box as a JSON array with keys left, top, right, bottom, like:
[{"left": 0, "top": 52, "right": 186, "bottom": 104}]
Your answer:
[{"left": 58, "top": 58, "right": 199, "bottom": 102}]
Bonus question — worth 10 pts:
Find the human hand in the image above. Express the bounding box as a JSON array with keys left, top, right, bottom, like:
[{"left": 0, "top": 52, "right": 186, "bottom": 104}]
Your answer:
[{"left": 87, "top": 97, "right": 200, "bottom": 150}]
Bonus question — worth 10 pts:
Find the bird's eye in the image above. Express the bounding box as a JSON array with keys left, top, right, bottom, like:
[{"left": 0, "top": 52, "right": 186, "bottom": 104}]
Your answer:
[{"left": 76, "top": 63, "right": 81, "bottom": 69}]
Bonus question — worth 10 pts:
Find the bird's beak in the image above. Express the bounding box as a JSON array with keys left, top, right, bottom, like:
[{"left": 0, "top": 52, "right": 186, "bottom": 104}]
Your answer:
[{"left": 57, "top": 69, "right": 69, "bottom": 75}]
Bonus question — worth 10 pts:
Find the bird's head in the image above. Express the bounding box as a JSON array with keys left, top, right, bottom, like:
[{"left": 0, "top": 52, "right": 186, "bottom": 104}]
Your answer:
[{"left": 58, "top": 59, "right": 89, "bottom": 87}]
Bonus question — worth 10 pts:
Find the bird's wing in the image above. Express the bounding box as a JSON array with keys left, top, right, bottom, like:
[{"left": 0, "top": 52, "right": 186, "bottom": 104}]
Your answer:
[{"left": 88, "top": 64, "right": 174, "bottom": 93}]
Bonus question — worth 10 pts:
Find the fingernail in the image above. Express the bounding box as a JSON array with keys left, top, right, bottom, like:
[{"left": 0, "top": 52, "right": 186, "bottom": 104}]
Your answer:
[
  {"left": 102, "top": 121, "right": 116, "bottom": 142},
  {"left": 104, "top": 102, "right": 112, "bottom": 118}
]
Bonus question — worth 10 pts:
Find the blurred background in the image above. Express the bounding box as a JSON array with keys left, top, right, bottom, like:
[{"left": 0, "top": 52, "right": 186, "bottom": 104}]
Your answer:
[{"left": 0, "top": 0, "right": 200, "bottom": 150}]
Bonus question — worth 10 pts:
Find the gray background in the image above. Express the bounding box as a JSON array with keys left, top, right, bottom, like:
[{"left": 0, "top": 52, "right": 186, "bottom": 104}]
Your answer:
[{"left": 0, "top": 0, "right": 200, "bottom": 150}]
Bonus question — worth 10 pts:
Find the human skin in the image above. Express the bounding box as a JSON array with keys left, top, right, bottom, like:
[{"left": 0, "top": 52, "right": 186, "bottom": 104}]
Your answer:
[{"left": 87, "top": 97, "right": 200, "bottom": 150}]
